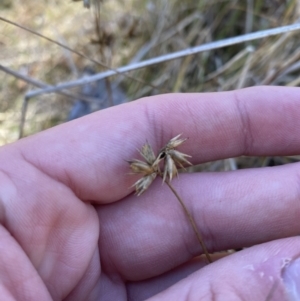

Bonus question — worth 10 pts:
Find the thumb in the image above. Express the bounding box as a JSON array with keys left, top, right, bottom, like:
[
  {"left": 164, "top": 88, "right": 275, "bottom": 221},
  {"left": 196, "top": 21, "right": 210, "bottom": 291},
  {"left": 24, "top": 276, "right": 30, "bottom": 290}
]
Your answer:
[{"left": 146, "top": 237, "right": 300, "bottom": 301}]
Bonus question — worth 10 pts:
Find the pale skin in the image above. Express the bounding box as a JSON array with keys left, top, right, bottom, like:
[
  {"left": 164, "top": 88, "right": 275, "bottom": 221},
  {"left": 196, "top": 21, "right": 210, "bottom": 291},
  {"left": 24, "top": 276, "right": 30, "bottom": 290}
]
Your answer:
[{"left": 0, "top": 86, "right": 300, "bottom": 301}]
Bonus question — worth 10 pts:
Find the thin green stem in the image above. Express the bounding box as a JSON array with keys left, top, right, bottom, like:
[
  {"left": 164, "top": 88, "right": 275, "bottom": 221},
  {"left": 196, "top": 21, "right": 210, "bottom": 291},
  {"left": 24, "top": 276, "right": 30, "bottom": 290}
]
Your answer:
[{"left": 165, "top": 180, "right": 212, "bottom": 263}]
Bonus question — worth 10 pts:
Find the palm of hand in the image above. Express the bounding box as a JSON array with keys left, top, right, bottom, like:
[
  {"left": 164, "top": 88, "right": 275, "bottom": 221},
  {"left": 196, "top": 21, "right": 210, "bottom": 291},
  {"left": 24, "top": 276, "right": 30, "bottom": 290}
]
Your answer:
[{"left": 1, "top": 87, "right": 300, "bottom": 301}]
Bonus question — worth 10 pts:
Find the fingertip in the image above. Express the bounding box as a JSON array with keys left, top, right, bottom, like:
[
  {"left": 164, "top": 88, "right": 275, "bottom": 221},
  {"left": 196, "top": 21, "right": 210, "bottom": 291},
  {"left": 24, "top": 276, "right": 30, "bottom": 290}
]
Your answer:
[
  {"left": 146, "top": 238, "right": 300, "bottom": 301},
  {"left": 282, "top": 256, "right": 300, "bottom": 301}
]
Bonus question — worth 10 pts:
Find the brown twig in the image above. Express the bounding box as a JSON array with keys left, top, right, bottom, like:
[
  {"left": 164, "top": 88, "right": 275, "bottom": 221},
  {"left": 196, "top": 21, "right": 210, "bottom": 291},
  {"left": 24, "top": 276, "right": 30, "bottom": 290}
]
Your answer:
[{"left": 165, "top": 180, "right": 212, "bottom": 263}]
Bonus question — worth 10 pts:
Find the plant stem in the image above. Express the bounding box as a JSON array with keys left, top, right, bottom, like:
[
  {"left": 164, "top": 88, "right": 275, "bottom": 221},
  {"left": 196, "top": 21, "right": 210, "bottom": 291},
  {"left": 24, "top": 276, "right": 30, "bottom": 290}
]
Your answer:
[{"left": 165, "top": 180, "right": 212, "bottom": 263}]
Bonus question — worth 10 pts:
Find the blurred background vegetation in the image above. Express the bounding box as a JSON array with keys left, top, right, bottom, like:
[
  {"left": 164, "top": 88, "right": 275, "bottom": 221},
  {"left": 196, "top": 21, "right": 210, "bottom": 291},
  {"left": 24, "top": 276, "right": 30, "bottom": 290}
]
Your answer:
[{"left": 1, "top": 0, "right": 300, "bottom": 168}]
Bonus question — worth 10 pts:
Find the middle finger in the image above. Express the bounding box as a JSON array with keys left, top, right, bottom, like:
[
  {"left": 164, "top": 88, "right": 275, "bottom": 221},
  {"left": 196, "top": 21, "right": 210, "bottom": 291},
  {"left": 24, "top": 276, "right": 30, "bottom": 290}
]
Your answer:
[{"left": 98, "top": 162, "right": 300, "bottom": 280}]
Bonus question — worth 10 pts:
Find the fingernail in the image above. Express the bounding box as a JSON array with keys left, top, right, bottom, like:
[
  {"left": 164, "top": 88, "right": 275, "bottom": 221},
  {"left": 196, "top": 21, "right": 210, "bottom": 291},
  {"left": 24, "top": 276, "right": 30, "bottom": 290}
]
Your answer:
[{"left": 282, "top": 257, "right": 300, "bottom": 301}]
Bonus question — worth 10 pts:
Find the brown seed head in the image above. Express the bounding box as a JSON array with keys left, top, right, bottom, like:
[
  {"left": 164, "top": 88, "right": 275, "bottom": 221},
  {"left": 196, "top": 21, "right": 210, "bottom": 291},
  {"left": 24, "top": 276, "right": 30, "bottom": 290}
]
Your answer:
[
  {"left": 159, "top": 134, "right": 191, "bottom": 182},
  {"left": 165, "top": 134, "right": 187, "bottom": 150},
  {"left": 139, "top": 141, "right": 156, "bottom": 165},
  {"left": 128, "top": 135, "right": 192, "bottom": 195},
  {"left": 163, "top": 153, "right": 178, "bottom": 182},
  {"left": 167, "top": 149, "right": 192, "bottom": 169},
  {"left": 127, "top": 159, "right": 154, "bottom": 175},
  {"left": 128, "top": 141, "right": 160, "bottom": 195},
  {"left": 134, "top": 173, "right": 157, "bottom": 196}
]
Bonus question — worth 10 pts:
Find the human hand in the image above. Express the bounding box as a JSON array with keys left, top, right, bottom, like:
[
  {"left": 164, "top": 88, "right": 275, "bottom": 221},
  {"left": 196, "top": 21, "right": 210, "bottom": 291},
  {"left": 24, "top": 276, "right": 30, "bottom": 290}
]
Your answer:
[{"left": 0, "top": 86, "right": 299, "bottom": 301}]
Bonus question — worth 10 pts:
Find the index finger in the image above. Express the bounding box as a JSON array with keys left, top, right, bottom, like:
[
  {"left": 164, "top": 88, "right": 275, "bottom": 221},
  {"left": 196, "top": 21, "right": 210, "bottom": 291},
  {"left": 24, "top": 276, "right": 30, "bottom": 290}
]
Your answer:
[{"left": 6, "top": 86, "right": 300, "bottom": 202}]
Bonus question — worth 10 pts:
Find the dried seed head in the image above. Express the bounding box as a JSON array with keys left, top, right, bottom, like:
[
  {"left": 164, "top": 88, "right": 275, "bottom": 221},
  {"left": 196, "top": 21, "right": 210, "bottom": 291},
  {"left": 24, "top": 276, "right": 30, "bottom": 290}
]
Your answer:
[
  {"left": 134, "top": 173, "right": 157, "bottom": 196},
  {"left": 139, "top": 141, "right": 156, "bottom": 165},
  {"left": 165, "top": 134, "right": 187, "bottom": 150},
  {"left": 128, "top": 141, "right": 160, "bottom": 195},
  {"left": 167, "top": 149, "right": 192, "bottom": 169},
  {"left": 128, "top": 134, "right": 192, "bottom": 195},
  {"left": 159, "top": 134, "right": 192, "bottom": 182},
  {"left": 163, "top": 153, "right": 178, "bottom": 182},
  {"left": 128, "top": 159, "right": 154, "bottom": 175}
]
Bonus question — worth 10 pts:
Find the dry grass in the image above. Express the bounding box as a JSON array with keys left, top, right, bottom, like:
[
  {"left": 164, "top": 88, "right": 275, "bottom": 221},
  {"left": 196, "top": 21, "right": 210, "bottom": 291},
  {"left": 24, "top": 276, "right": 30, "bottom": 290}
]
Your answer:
[{"left": 0, "top": 0, "right": 300, "bottom": 169}]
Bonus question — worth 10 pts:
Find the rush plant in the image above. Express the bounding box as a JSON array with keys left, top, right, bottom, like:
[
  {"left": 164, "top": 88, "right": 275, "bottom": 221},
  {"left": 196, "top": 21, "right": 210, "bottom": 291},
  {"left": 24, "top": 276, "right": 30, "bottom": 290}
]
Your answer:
[{"left": 128, "top": 134, "right": 212, "bottom": 263}]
